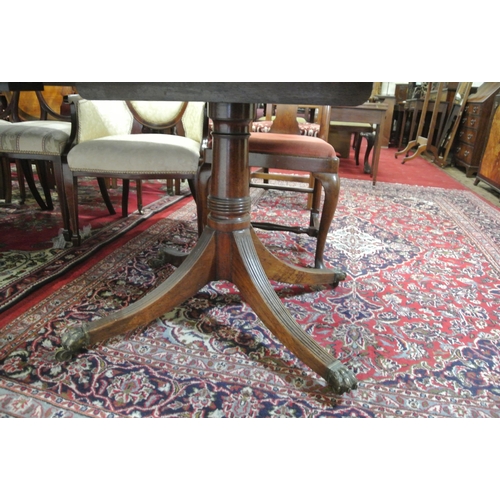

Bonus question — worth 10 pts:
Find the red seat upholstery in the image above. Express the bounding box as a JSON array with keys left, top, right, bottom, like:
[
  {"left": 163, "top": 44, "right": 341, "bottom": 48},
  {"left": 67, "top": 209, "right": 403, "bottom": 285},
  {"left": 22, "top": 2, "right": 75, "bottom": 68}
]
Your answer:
[{"left": 249, "top": 132, "right": 336, "bottom": 158}]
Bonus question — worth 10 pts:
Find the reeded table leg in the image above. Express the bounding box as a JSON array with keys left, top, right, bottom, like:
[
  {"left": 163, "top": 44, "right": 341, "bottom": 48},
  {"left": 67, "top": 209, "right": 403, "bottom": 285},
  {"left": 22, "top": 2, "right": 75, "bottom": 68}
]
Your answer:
[{"left": 56, "top": 102, "right": 357, "bottom": 395}]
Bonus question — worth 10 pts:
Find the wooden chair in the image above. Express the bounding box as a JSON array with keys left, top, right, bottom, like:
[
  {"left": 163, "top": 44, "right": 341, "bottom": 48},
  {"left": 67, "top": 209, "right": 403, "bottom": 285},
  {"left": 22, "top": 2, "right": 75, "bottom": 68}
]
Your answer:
[
  {"left": 201, "top": 104, "right": 339, "bottom": 269},
  {"left": 0, "top": 86, "right": 115, "bottom": 223},
  {"left": 251, "top": 103, "right": 321, "bottom": 207},
  {"left": 0, "top": 90, "right": 77, "bottom": 238},
  {"left": 63, "top": 97, "right": 208, "bottom": 245}
]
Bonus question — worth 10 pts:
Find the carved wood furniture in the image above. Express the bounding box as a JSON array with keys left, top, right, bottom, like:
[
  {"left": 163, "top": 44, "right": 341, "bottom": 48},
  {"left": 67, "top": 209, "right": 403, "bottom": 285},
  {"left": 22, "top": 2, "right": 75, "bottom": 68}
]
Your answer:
[
  {"left": 397, "top": 95, "right": 448, "bottom": 150},
  {"left": 395, "top": 83, "right": 440, "bottom": 164},
  {"left": 427, "top": 83, "right": 472, "bottom": 168},
  {"left": 54, "top": 82, "right": 372, "bottom": 395},
  {"left": 251, "top": 102, "right": 321, "bottom": 208},
  {"left": 454, "top": 82, "right": 500, "bottom": 177},
  {"left": 232, "top": 103, "right": 338, "bottom": 270},
  {"left": 474, "top": 94, "right": 500, "bottom": 192},
  {"left": 62, "top": 97, "right": 207, "bottom": 245},
  {"left": 329, "top": 104, "right": 387, "bottom": 184}
]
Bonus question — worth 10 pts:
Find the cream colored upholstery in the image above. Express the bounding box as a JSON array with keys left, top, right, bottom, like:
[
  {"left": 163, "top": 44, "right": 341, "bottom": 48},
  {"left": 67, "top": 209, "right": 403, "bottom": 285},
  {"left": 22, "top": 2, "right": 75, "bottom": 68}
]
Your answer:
[
  {"left": 0, "top": 120, "right": 71, "bottom": 155},
  {"left": 68, "top": 134, "right": 201, "bottom": 175},
  {"left": 181, "top": 102, "right": 205, "bottom": 145},
  {"left": 63, "top": 98, "right": 207, "bottom": 245},
  {"left": 75, "top": 100, "right": 134, "bottom": 143},
  {"left": 329, "top": 121, "right": 372, "bottom": 129},
  {"left": 68, "top": 100, "right": 204, "bottom": 175}
]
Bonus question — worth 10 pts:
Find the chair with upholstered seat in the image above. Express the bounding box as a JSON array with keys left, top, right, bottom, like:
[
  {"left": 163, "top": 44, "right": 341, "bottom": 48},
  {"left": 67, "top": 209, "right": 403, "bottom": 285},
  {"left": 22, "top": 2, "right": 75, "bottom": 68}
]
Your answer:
[
  {"left": 0, "top": 89, "right": 119, "bottom": 242},
  {"left": 63, "top": 97, "right": 207, "bottom": 245},
  {"left": 0, "top": 96, "right": 75, "bottom": 237},
  {"left": 201, "top": 103, "right": 339, "bottom": 269}
]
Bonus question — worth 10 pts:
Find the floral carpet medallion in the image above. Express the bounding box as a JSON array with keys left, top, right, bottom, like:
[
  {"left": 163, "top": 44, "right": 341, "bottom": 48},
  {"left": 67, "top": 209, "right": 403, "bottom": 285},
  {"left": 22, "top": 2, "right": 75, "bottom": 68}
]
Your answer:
[{"left": 1, "top": 179, "right": 500, "bottom": 417}]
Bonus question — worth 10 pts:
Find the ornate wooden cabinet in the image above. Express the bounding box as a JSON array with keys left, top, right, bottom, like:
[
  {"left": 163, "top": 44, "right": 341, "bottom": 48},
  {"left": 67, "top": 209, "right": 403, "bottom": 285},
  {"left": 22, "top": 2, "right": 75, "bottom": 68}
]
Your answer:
[
  {"left": 453, "top": 82, "right": 500, "bottom": 177},
  {"left": 474, "top": 94, "right": 500, "bottom": 192}
]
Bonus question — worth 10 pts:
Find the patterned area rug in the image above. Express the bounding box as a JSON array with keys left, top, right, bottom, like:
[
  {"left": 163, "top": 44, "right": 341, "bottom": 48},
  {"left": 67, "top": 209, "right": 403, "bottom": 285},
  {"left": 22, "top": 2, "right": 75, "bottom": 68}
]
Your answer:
[
  {"left": 1, "top": 178, "right": 500, "bottom": 417},
  {"left": 0, "top": 179, "right": 189, "bottom": 313}
]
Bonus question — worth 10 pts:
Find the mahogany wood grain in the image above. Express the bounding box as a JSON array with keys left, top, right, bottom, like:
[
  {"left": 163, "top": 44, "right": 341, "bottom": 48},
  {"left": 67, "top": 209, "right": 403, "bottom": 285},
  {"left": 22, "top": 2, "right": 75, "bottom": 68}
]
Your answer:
[{"left": 55, "top": 84, "right": 371, "bottom": 394}]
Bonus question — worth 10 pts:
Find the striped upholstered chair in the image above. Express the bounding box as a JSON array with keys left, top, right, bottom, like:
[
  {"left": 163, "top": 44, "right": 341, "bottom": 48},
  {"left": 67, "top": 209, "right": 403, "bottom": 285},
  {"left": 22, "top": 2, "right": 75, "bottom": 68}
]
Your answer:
[{"left": 0, "top": 105, "right": 74, "bottom": 238}]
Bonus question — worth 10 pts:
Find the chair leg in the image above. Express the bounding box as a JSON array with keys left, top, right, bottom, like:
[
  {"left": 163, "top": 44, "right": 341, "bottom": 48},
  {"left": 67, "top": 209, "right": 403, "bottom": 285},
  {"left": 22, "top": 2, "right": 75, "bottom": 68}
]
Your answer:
[
  {"left": 19, "top": 159, "right": 49, "bottom": 210},
  {"left": 15, "top": 161, "right": 26, "bottom": 204},
  {"left": 362, "top": 131, "right": 375, "bottom": 174},
  {"left": 306, "top": 173, "right": 314, "bottom": 210},
  {"left": 136, "top": 179, "right": 143, "bottom": 214},
  {"left": 0, "top": 157, "right": 12, "bottom": 203},
  {"left": 52, "top": 158, "right": 72, "bottom": 241},
  {"left": 36, "top": 160, "right": 54, "bottom": 210},
  {"left": 97, "top": 177, "right": 116, "bottom": 215},
  {"left": 62, "top": 165, "right": 81, "bottom": 246},
  {"left": 121, "top": 179, "right": 130, "bottom": 217},
  {"left": 311, "top": 171, "right": 340, "bottom": 270},
  {"left": 354, "top": 133, "right": 362, "bottom": 166},
  {"left": 352, "top": 132, "right": 358, "bottom": 149}
]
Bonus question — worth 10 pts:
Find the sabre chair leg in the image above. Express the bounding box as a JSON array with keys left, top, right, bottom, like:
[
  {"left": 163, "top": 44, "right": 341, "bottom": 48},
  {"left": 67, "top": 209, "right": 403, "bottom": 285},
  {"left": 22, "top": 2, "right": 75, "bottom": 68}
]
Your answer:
[
  {"left": 97, "top": 177, "right": 116, "bottom": 215},
  {"left": 19, "top": 159, "right": 49, "bottom": 210},
  {"left": 36, "top": 161, "right": 54, "bottom": 210},
  {"left": 15, "top": 161, "right": 26, "bottom": 204}
]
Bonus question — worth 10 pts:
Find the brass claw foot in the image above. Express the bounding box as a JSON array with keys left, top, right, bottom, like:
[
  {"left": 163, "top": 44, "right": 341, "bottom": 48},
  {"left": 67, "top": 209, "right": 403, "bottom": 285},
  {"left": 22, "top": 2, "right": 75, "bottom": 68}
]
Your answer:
[
  {"left": 326, "top": 360, "right": 358, "bottom": 395},
  {"left": 331, "top": 270, "right": 347, "bottom": 287},
  {"left": 54, "top": 326, "right": 90, "bottom": 362}
]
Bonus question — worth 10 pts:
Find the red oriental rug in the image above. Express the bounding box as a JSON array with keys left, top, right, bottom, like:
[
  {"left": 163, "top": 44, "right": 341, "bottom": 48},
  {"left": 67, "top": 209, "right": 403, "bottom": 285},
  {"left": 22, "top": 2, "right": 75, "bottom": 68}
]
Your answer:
[
  {"left": 339, "top": 143, "right": 468, "bottom": 189},
  {"left": 0, "top": 177, "right": 190, "bottom": 313},
  {"left": 1, "top": 177, "right": 500, "bottom": 417}
]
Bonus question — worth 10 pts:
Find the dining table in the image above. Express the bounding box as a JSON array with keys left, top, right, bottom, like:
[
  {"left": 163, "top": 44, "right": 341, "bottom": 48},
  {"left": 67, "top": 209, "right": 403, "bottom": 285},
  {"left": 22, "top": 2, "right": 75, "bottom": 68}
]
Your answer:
[{"left": 49, "top": 82, "right": 372, "bottom": 395}]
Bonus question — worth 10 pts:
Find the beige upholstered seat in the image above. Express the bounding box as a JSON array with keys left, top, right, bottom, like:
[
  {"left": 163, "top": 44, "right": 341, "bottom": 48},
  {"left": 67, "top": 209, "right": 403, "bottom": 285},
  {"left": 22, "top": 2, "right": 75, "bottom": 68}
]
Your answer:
[
  {"left": 63, "top": 98, "right": 207, "bottom": 245},
  {"left": 0, "top": 117, "right": 73, "bottom": 233},
  {"left": 68, "top": 134, "right": 201, "bottom": 175},
  {"left": 0, "top": 120, "right": 71, "bottom": 155}
]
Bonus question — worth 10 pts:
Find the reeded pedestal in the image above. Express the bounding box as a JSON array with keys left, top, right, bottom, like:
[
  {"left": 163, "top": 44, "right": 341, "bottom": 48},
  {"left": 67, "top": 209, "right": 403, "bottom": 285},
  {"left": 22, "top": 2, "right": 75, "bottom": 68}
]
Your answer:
[{"left": 56, "top": 102, "right": 357, "bottom": 395}]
